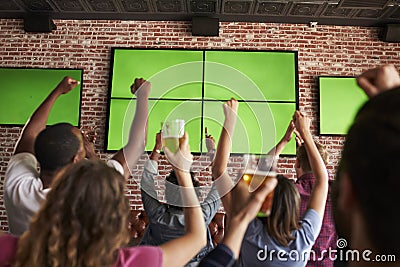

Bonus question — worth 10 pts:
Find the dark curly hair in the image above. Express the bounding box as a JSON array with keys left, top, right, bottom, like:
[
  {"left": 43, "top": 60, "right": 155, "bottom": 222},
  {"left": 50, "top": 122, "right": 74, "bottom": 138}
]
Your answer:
[{"left": 34, "top": 123, "right": 83, "bottom": 171}]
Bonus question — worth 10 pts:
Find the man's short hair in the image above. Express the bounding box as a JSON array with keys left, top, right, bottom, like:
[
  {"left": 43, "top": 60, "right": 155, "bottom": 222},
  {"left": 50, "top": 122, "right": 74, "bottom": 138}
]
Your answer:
[
  {"left": 339, "top": 87, "right": 400, "bottom": 257},
  {"left": 34, "top": 123, "right": 81, "bottom": 172},
  {"left": 296, "top": 141, "right": 329, "bottom": 172}
]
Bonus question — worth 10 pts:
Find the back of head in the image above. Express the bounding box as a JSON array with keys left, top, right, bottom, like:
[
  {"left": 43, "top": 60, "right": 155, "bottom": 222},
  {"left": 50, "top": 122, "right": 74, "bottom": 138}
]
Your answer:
[
  {"left": 339, "top": 87, "right": 400, "bottom": 257},
  {"left": 14, "top": 160, "right": 130, "bottom": 267},
  {"left": 165, "top": 170, "right": 200, "bottom": 209},
  {"left": 34, "top": 123, "right": 82, "bottom": 172},
  {"left": 266, "top": 175, "right": 301, "bottom": 246},
  {"left": 297, "top": 141, "right": 329, "bottom": 172}
]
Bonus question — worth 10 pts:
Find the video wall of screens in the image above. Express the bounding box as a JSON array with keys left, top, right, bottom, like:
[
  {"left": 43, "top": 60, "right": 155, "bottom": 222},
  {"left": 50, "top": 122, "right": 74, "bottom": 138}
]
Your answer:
[
  {"left": 107, "top": 48, "right": 298, "bottom": 155},
  {"left": 319, "top": 77, "right": 368, "bottom": 135},
  {"left": 0, "top": 68, "right": 83, "bottom": 126}
]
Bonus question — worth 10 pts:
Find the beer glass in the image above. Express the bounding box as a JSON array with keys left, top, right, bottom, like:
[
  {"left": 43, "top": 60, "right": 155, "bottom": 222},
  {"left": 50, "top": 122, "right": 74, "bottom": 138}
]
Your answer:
[{"left": 242, "top": 154, "right": 278, "bottom": 217}]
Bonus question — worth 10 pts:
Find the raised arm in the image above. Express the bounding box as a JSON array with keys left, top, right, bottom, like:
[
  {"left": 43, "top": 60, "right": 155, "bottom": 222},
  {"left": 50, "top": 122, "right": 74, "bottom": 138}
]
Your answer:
[
  {"left": 149, "top": 131, "right": 162, "bottom": 161},
  {"left": 81, "top": 127, "right": 98, "bottom": 159},
  {"left": 357, "top": 64, "right": 400, "bottom": 98},
  {"left": 205, "top": 128, "right": 216, "bottom": 162},
  {"left": 211, "top": 99, "right": 238, "bottom": 216},
  {"left": 199, "top": 174, "right": 278, "bottom": 266},
  {"left": 293, "top": 111, "right": 328, "bottom": 217},
  {"left": 267, "top": 120, "right": 303, "bottom": 157},
  {"left": 141, "top": 131, "right": 163, "bottom": 217},
  {"left": 14, "top": 76, "right": 79, "bottom": 155},
  {"left": 224, "top": 175, "right": 277, "bottom": 258},
  {"left": 201, "top": 131, "right": 221, "bottom": 222},
  {"left": 160, "top": 132, "right": 207, "bottom": 267},
  {"left": 112, "top": 78, "right": 151, "bottom": 179}
]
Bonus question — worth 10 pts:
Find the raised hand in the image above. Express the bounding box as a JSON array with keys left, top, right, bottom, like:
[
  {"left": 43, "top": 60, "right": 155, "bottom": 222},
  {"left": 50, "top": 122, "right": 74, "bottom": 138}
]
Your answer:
[
  {"left": 215, "top": 174, "right": 277, "bottom": 258},
  {"left": 154, "top": 130, "right": 162, "bottom": 151},
  {"left": 14, "top": 76, "right": 80, "bottom": 155},
  {"left": 293, "top": 111, "right": 311, "bottom": 137},
  {"left": 230, "top": 174, "right": 277, "bottom": 224},
  {"left": 223, "top": 98, "right": 239, "bottom": 122},
  {"left": 54, "top": 76, "right": 79, "bottom": 95},
  {"left": 130, "top": 78, "right": 151, "bottom": 98},
  {"left": 357, "top": 65, "right": 400, "bottom": 98},
  {"left": 81, "top": 126, "right": 98, "bottom": 159},
  {"left": 164, "top": 132, "right": 193, "bottom": 173},
  {"left": 205, "top": 129, "right": 216, "bottom": 152},
  {"left": 282, "top": 120, "right": 296, "bottom": 143}
]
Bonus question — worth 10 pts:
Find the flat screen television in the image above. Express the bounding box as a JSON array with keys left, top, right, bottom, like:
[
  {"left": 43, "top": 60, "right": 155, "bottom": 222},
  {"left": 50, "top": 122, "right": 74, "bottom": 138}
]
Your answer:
[
  {"left": 319, "top": 76, "right": 368, "bottom": 135},
  {"left": 107, "top": 48, "right": 298, "bottom": 155}
]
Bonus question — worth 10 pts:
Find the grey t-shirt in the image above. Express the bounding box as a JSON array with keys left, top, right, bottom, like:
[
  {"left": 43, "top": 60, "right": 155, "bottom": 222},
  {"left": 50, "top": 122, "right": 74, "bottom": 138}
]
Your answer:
[{"left": 240, "top": 209, "right": 322, "bottom": 267}]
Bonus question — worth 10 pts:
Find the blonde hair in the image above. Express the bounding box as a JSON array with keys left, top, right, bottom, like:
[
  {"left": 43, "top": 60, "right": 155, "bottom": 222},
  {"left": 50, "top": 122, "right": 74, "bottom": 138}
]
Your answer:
[{"left": 14, "top": 160, "right": 130, "bottom": 267}]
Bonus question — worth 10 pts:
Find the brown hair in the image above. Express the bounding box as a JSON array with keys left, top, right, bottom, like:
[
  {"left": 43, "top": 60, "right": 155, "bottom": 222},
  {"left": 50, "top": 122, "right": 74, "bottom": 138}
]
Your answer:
[
  {"left": 266, "top": 175, "right": 301, "bottom": 246},
  {"left": 297, "top": 141, "right": 329, "bottom": 172},
  {"left": 14, "top": 160, "right": 130, "bottom": 267}
]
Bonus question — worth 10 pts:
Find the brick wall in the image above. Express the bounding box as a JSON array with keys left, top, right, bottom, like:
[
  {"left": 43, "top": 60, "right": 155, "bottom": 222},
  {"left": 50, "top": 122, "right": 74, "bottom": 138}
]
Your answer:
[{"left": 1, "top": 19, "right": 400, "bottom": 231}]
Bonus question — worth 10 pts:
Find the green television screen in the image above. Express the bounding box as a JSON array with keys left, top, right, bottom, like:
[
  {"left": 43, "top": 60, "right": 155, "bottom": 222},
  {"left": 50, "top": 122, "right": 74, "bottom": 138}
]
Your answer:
[
  {"left": 110, "top": 49, "right": 203, "bottom": 99},
  {"left": 203, "top": 101, "right": 297, "bottom": 155},
  {"left": 0, "top": 68, "right": 83, "bottom": 126},
  {"left": 107, "top": 99, "right": 202, "bottom": 152},
  {"left": 107, "top": 48, "right": 298, "bottom": 155},
  {"left": 319, "top": 77, "right": 368, "bottom": 135},
  {"left": 204, "top": 51, "right": 296, "bottom": 101}
]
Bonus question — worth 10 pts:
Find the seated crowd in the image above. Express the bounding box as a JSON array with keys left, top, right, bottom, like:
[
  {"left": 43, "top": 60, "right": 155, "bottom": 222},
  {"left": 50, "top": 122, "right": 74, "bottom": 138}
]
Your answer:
[{"left": 1, "top": 65, "right": 399, "bottom": 267}]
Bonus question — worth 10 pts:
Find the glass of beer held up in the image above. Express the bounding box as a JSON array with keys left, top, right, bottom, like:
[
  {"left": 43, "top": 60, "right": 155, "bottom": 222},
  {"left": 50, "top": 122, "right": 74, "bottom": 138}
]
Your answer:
[{"left": 162, "top": 119, "right": 185, "bottom": 153}]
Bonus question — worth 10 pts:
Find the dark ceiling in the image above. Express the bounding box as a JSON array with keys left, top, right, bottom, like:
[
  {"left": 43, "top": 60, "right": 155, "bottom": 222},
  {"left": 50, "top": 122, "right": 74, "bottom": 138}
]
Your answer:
[{"left": 1, "top": 0, "right": 400, "bottom": 27}]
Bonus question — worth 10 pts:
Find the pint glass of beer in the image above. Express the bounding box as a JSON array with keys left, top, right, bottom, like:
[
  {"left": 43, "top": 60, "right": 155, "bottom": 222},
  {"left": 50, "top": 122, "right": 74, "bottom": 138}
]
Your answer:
[
  {"left": 162, "top": 119, "right": 185, "bottom": 153},
  {"left": 242, "top": 155, "right": 278, "bottom": 217}
]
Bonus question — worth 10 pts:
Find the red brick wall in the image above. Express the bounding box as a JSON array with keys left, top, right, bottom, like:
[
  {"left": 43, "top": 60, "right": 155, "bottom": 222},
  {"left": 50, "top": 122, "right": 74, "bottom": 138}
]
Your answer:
[{"left": 1, "top": 19, "right": 400, "bottom": 231}]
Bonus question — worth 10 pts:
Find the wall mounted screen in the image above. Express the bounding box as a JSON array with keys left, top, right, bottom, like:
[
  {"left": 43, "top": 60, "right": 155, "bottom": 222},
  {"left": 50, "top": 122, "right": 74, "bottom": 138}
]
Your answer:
[
  {"left": 107, "top": 48, "right": 298, "bottom": 155},
  {"left": 204, "top": 51, "right": 296, "bottom": 101},
  {"left": 319, "top": 77, "right": 368, "bottom": 135},
  {"left": 0, "top": 68, "right": 83, "bottom": 126}
]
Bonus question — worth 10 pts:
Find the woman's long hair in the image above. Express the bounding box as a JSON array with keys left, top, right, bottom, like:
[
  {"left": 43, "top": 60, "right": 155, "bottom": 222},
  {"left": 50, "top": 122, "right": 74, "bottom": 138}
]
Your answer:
[
  {"left": 14, "top": 160, "right": 130, "bottom": 267},
  {"left": 266, "top": 175, "right": 301, "bottom": 246}
]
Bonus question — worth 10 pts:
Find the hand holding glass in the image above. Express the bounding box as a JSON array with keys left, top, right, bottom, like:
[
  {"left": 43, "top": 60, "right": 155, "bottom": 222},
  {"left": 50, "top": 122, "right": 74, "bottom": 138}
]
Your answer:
[{"left": 242, "top": 155, "right": 278, "bottom": 217}]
